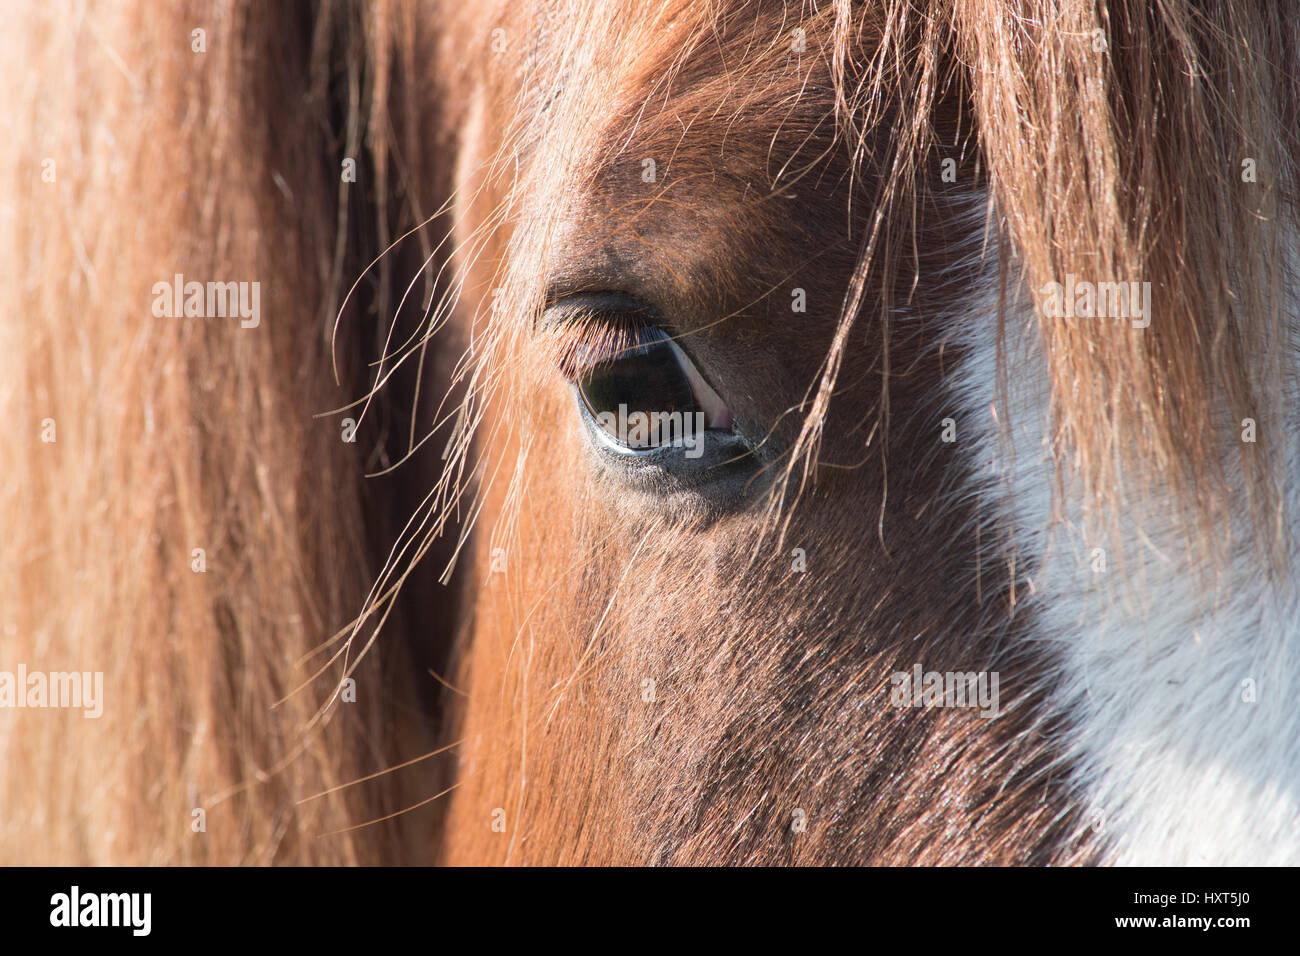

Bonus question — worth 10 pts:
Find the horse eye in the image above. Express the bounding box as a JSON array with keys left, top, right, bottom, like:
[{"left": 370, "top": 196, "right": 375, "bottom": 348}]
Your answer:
[{"left": 578, "top": 326, "right": 733, "bottom": 450}]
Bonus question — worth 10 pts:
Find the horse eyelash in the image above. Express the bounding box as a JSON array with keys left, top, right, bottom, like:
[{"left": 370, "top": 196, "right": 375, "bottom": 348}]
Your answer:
[{"left": 542, "top": 311, "right": 657, "bottom": 382}]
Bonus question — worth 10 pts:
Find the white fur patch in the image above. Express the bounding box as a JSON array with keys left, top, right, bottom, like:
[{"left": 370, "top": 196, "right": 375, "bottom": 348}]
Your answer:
[{"left": 953, "top": 263, "right": 1300, "bottom": 865}]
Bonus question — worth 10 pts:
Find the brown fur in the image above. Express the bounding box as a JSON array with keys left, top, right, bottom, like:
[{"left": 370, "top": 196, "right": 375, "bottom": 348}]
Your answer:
[{"left": 2, "top": 0, "right": 1295, "bottom": 864}]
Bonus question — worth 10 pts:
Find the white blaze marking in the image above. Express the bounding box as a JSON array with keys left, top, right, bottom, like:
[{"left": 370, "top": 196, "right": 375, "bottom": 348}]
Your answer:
[{"left": 952, "top": 242, "right": 1300, "bottom": 865}]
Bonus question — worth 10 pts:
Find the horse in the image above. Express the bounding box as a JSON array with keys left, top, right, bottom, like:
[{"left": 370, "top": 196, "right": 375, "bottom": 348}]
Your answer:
[{"left": 1, "top": 0, "right": 1297, "bottom": 865}]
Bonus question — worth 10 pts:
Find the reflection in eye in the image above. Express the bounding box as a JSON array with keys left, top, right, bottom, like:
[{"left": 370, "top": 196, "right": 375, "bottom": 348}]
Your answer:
[{"left": 576, "top": 325, "right": 732, "bottom": 450}]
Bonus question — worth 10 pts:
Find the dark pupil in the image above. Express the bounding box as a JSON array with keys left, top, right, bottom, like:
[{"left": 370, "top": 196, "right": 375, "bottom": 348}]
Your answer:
[{"left": 578, "top": 326, "right": 701, "bottom": 449}]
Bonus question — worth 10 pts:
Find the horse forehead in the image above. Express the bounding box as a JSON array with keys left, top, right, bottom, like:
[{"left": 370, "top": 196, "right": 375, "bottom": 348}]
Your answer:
[
  {"left": 481, "top": 1, "right": 864, "bottom": 341},
  {"left": 506, "top": 6, "right": 846, "bottom": 283},
  {"left": 505, "top": 0, "right": 837, "bottom": 145}
]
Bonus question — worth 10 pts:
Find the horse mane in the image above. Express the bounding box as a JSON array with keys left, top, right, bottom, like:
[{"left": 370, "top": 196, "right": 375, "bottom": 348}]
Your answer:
[
  {"left": 0, "top": 0, "right": 438, "bottom": 863},
  {"left": 2, "top": 0, "right": 1295, "bottom": 862}
]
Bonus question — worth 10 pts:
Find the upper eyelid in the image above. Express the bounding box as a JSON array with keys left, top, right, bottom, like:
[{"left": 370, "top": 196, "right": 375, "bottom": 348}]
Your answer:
[
  {"left": 539, "top": 292, "right": 716, "bottom": 364},
  {"left": 542, "top": 322, "right": 646, "bottom": 384},
  {"left": 539, "top": 292, "right": 728, "bottom": 406},
  {"left": 540, "top": 292, "right": 675, "bottom": 380},
  {"left": 539, "top": 291, "right": 663, "bottom": 329}
]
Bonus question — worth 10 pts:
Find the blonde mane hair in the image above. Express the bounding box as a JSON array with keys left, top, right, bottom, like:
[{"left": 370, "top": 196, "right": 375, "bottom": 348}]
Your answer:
[{"left": 2, "top": 0, "right": 1295, "bottom": 863}]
